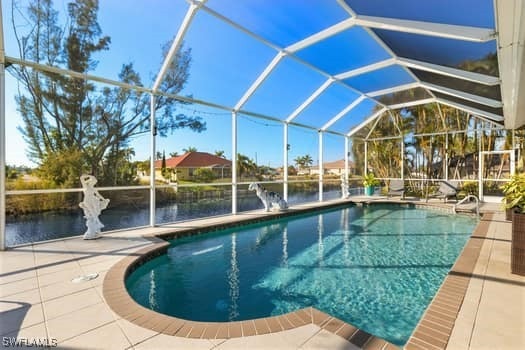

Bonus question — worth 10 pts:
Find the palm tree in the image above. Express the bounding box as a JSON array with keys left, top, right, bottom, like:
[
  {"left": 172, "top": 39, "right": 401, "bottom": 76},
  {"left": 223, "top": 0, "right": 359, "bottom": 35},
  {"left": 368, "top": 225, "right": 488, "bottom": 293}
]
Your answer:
[
  {"left": 183, "top": 146, "right": 197, "bottom": 153},
  {"left": 237, "top": 153, "right": 256, "bottom": 179},
  {"left": 169, "top": 151, "right": 179, "bottom": 157},
  {"left": 293, "top": 156, "right": 304, "bottom": 170},
  {"left": 303, "top": 154, "right": 313, "bottom": 168},
  {"left": 214, "top": 150, "right": 225, "bottom": 158},
  {"left": 294, "top": 154, "right": 313, "bottom": 172}
]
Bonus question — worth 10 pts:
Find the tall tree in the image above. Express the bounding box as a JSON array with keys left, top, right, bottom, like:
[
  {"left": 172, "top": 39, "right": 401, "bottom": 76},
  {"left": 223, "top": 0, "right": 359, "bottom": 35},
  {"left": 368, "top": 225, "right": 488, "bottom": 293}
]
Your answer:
[
  {"left": 9, "top": 0, "right": 205, "bottom": 187},
  {"left": 161, "top": 150, "right": 167, "bottom": 178},
  {"left": 237, "top": 153, "right": 256, "bottom": 179},
  {"left": 294, "top": 155, "right": 313, "bottom": 171}
]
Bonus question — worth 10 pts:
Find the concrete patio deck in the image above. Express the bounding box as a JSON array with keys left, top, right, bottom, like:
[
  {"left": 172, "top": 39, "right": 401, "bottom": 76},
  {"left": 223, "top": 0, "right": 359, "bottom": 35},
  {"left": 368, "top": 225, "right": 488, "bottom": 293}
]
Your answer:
[{"left": 0, "top": 199, "right": 523, "bottom": 349}]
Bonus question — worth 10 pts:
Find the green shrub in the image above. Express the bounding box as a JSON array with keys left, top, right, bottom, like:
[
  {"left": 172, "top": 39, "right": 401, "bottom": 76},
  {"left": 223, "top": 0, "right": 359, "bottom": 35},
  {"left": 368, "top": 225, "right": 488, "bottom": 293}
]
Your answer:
[{"left": 193, "top": 168, "right": 216, "bottom": 183}]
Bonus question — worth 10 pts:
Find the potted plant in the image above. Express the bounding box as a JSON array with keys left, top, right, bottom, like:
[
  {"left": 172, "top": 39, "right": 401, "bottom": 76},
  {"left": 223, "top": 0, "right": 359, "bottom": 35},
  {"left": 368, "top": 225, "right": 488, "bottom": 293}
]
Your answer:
[
  {"left": 363, "top": 173, "right": 380, "bottom": 196},
  {"left": 502, "top": 174, "right": 525, "bottom": 275},
  {"left": 501, "top": 174, "right": 525, "bottom": 220}
]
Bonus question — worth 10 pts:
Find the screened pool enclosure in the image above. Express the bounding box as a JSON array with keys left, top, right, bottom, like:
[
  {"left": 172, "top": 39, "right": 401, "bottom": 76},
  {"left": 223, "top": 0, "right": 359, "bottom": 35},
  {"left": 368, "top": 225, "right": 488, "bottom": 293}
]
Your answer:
[{"left": 1, "top": 0, "right": 525, "bottom": 249}]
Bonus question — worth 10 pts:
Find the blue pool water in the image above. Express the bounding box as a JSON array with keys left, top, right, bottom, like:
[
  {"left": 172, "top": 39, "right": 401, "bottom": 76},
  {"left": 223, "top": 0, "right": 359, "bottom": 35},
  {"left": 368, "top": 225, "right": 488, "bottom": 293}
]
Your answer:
[{"left": 126, "top": 204, "right": 477, "bottom": 345}]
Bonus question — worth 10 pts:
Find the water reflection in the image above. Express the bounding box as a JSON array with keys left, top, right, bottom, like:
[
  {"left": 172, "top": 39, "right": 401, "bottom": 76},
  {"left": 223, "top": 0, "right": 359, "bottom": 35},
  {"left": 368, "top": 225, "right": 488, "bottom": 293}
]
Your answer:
[
  {"left": 148, "top": 270, "right": 158, "bottom": 311},
  {"left": 228, "top": 233, "right": 239, "bottom": 320},
  {"left": 282, "top": 226, "right": 288, "bottom": 267},
  {"left": 317, "top": 215, "right": 324, "bottom": 266}
]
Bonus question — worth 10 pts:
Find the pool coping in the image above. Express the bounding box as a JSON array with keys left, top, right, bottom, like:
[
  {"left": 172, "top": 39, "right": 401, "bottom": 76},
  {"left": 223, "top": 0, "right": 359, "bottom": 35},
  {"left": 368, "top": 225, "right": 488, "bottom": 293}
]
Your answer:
[
  {"left": 102, "top": 200, "right": 488, "bottom": 349},
  {"left": 403, "top": 212, "right": 492, "bottom": 350}
]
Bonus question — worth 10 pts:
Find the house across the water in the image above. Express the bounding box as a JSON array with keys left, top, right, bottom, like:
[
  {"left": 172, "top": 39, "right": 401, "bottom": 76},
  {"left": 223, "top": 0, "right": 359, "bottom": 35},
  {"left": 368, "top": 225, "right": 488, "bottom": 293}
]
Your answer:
[
  {"left": 154, "top": 152, "right": 232, "bottom": 181},
  {"left": 307, "top": 159, "right": 356, "bottom": 176}
]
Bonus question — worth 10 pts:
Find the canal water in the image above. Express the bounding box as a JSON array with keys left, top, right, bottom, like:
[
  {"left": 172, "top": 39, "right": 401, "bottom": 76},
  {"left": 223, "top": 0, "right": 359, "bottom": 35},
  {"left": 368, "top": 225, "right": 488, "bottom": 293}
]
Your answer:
[{"left": 6, "top": 190, "right": 341, "bottom": 246}]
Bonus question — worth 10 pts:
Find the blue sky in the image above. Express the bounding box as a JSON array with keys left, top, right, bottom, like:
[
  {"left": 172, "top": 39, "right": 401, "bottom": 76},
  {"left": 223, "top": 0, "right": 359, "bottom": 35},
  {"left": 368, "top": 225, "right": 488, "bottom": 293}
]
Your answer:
[
  {"left": 3, "top": 0, "right": 497, "bottom": 167},
  {"left": 2, "top": 0, "right": 355, "bottom": 167}
]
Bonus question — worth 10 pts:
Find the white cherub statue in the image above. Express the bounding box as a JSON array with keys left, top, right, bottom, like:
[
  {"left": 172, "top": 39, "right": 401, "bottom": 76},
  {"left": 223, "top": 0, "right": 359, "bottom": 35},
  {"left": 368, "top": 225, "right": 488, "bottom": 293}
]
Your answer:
[{"left": 79, "top": 175, "right": 110, "bottom": 240}]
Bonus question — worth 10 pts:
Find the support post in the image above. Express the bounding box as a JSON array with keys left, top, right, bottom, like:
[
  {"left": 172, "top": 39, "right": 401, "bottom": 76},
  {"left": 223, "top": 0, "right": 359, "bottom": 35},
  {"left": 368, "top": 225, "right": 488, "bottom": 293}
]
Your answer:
[
  {"left": 283, "top": 123, "right": 289, "bottom": 201},
  {"left": 232, "top": 111, "right": 238, "bottom": 214},
  {"left": 512, "top": 129, "right": 517, "bottom": 175},
  {"left": 149, "top": 95, "right": 156, "bottom": 227},
  {"left": 478, "top": 137, "right": 483, "bottom": 202},
  {"left": 344, "top": 136, "right": 349, "bottom": 181},
  {"left": 364, "top": 141, "right": 368, "bottom": 176},
  {"left": 400, "top": 135, "right": 404, "bottom": 180},
  {"left": 318, "top": 131, "right": 323, "bottom": 202},
  {"left": 0, "top": 6, "right": 5, "bottom": 250},
  {"left": 445, "top": 132, "right": 449, "bottom": 180}
]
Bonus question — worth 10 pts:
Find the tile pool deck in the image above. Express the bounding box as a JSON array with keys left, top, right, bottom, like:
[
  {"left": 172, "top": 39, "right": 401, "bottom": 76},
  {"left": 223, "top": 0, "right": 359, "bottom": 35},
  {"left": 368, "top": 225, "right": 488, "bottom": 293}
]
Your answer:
[{"left": 0, "top": 199, "right": 523, "bottom": 349}]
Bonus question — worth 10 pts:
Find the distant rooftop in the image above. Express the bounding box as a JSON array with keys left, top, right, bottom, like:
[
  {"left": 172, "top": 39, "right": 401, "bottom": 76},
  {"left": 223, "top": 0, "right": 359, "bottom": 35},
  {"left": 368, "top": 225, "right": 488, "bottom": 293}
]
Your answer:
[{"left": 154, "top": 152, "right": 231, "bottom": 169}]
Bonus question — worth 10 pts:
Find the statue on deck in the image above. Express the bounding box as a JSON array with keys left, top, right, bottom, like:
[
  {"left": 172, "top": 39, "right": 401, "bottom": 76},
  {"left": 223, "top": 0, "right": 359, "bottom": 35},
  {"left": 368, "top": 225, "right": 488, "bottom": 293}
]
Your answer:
[
  {"left": 79, "top": 175, "right": 110, "bottom": 240},
  {"left": 340, "top": 174, "right": 349, "bottom": 198},
  {"left": 248, "top": 183, "right": 288, "bottom": 212}
]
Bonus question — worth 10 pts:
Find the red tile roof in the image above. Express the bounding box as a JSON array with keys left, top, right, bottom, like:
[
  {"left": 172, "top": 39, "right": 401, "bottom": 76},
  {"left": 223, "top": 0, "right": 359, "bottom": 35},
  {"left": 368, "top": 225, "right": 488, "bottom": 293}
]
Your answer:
[{"left": 154, "top": 152, "right": 231, "bottom": 169}]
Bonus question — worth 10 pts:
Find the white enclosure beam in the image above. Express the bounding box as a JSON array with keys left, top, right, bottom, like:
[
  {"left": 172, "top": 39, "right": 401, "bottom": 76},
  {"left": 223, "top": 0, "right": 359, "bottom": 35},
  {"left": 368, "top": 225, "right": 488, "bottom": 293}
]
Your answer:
[
  {"left": 364, "top": 141, "right": 368, "bottom": 176},
  {"left": 283, "top": 123, "right": 289, "bottom": 201},
  {"left": 335, "top": 58, "right": 396, "bottom": 80},
  {"left": 367, "top": 82, "right": 420, "bottom": 97},
  {"left": 152, "top": 1, "right": 205, "bottom": 91},
  {"left": 336, "top": 0, "right": 356, "bottom": 16},
  {"left": 389, "top": 110, "right": 403, "bottom": 136},
  {"left": 495, "top": 0, "right": 525, "bottom": 129},
  {"left": 401, "top": 131, "right": 405, "bottom": 180},
  {"left": 478, "top": 148, "right": 483, "bottom": 201},
  {"left": 318, "top": 132, "right": 323, "bottom": 202},
  {"left": 365, "top": 112, "right": 385, "bottom": 139},
  {"left": 347, "top": 107, "right": 387, "bottom": 137},
  {"left": 8, "top": 56, "right": 336, "bottom": 137},
  {"left": 420, "top": 82, "right": 503, "bottom": 108},
  {"left": 149, "top": 96, "right": 156, "bottom": 227},
  {"left": 0, "top": 4, "right": 5, "bottom": 250},
  {"left": 344, "top": 136, "right": 349, "bottom": 181},
  {"left": 321, "top": 96, "right": 365, "bottom": 131},
  {"left": 234, "top": 52, "right": 285, "bottom": 111},
  {"left": 231, "top": 112, "right": 238, "bottom": 214},
  {"left": 200, "top": 4, "right": 281, "bottom": 52},
  {"left": 354, "top": 15, "right": 495, "bottom": 42},
  {"left": 436, "top": 98, "right": 505, "bottom": 122},
  {"left": 367, "top": 135, "right": 405, "bottom": 142},
  {"left": 388, "top": 97, "right": 435, "bottom": 110},
  {"left": 397, "top": 57, "right": 500, "bottom": 86},
  {"left": 335, "top": 2, "right": 429, "bottom": 112},
  {"left": 445, "top": 132, "right": 449, "bottom": 180},
  {"left": 285, "top": 18, "right": 355, "bottom": 53},
  {"left": 286, "top": 78, "right": 334, "bottom": 122}
]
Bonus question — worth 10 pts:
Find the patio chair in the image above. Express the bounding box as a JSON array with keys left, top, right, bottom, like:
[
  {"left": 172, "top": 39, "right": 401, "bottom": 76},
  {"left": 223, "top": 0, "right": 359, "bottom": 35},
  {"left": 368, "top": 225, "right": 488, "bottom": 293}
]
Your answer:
[
  {"left": 387, "top": 179, "right": 405, "bottom": 199},
  {"left": 426, "top": 180, "right": 459, "bottom": 203}
]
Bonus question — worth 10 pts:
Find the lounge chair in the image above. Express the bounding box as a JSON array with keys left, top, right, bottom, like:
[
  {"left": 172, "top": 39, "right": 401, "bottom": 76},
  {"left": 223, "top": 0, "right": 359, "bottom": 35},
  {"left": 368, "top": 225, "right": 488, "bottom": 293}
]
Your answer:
[
  {"left": 387, "top": 179, "right": 405, "bottom": 199},
  {"left": 426, "top": 180, "right": 459, "bottom": 203}
]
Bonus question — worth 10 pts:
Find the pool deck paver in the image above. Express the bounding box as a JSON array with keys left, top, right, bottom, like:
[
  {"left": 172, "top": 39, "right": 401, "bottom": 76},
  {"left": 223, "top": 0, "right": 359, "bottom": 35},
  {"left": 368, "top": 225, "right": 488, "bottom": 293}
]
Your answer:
[{"left": 0, "top": 198, "right": 523, "bottom": 349}]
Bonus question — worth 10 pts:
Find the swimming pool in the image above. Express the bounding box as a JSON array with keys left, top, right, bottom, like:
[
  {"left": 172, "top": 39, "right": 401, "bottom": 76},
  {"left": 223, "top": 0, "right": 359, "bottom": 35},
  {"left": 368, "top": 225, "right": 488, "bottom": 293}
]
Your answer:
[{"left": 126, "top": 204, "right": 477, "bottom": 345}]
